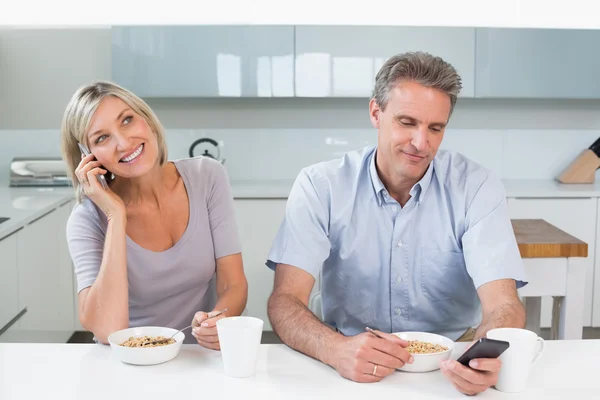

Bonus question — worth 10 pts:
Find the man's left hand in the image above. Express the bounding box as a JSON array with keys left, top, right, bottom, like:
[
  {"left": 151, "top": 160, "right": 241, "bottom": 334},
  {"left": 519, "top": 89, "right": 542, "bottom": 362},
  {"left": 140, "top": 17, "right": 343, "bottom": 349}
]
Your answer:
[{"left": 440, "top": 357, "right": 501, "bottom": 396}]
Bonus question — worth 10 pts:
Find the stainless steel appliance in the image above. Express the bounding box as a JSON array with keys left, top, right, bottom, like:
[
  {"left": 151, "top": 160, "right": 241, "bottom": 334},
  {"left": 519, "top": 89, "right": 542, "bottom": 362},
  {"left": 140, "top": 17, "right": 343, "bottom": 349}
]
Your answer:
[{"left": 9, "top": 157, "right": 71, "bottom": 187}]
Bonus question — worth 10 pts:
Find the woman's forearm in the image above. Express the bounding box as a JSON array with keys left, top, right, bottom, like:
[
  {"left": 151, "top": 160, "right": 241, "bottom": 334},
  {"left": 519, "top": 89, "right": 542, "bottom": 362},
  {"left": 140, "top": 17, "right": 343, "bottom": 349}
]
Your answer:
[{"left": 79, "top": 213, "right": 129, "bottom": 343}]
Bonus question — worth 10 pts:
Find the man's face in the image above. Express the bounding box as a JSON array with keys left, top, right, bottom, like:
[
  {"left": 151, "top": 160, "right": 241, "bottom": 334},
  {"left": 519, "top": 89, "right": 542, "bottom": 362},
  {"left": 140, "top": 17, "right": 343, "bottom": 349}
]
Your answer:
[{"left": 370, "top": 80, "right": 451, "bottom": 182}]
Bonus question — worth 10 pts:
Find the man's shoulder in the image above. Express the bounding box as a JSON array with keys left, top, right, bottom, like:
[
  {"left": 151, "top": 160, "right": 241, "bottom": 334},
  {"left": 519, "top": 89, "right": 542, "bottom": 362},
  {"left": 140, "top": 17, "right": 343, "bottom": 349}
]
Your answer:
[
  {"left": 300, "top": 145, "right": 374, "bottom": 183},
  {"left": 290, "top": 145, "right": 374, "bottom": 203},
  {"left": 434, "top": 149, "right": 496, "bottom": 186}
]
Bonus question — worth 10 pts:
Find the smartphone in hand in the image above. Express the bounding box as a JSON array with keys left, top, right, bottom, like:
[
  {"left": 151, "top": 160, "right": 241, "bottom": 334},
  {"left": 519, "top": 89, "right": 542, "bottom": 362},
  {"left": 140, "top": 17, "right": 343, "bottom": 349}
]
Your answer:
[
  {"left": 77, "top": 143, "right": 109, "bottom": 190},
  {"left": 456, "top": 338, "right": 510, "bottom": 368}
]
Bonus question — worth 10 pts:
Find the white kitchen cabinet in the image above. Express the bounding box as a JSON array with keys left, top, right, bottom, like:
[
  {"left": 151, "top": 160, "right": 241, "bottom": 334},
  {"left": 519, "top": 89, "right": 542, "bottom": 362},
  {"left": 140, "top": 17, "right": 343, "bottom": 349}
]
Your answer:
[
  {"left": 0, "top": 232, "right": 19, "bottom": 331},
  {"left": 507, "top": 198, "right": 597, "bottom": 327},
  {"left": 294, "top": 26, "right": 475, "bottom": 97},
  {"left": 112, "top": 26, "right": 295, "bottom": 98},
  {"left": 66, "top": 200, "right": 85, "bottom": 331},
  {"left": 593, "top": 200, "right": 600, "bottom": 327},
  {"left": 234, "top": 199, "right": 287, "bottom": 330},
  {"left": 16, "top": 203, "right": 75, "bottom": 338},
  {"left": 235, "top": 198, "right": 323, "bottom": 331},
  {"left": 475, "top": 28, "right": 600, "bottom": 98}
]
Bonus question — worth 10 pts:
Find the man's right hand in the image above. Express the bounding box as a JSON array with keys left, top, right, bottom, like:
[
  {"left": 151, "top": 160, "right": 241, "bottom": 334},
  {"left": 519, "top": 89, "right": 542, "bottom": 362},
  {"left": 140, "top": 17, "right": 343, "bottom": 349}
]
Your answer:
[{"left": 327, "top": 330, "right": 414, "bottom": 383}]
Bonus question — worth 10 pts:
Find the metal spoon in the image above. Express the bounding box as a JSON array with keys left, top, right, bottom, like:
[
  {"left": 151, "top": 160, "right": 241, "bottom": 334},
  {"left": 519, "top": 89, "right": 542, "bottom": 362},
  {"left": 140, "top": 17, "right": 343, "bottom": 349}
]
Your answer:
[
  {"left": 365, "top": 326, "right": 387, "bottom": 339},
  {"left": 149, "top": 308, "right": 228, "bottom": 345}
]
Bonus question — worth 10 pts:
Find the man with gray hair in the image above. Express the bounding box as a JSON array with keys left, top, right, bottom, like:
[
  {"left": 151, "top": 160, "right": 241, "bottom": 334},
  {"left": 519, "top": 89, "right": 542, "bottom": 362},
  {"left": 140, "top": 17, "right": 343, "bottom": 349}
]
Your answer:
[{"left": 265, "top": 51, "right": 528, "bottom": 395}]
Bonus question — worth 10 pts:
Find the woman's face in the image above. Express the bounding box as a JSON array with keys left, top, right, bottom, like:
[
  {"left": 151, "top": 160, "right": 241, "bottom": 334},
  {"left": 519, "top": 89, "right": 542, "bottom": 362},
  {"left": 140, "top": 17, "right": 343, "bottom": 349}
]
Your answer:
[{"left": 85, "top": 96, "right": 160, "bottom": 179}]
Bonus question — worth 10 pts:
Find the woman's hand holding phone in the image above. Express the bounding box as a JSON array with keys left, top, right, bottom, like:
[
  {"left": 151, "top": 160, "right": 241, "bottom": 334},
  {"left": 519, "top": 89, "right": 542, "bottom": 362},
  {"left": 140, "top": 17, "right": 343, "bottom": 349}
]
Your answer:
[{"left": 75, "top": 152, "right": 125, "bottom": 220}]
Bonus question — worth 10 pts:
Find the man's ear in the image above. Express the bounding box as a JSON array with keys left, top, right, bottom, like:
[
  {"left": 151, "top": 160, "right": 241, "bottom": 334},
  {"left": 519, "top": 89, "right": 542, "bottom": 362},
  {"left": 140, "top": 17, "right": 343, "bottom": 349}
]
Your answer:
[{"left": 369, "top": 98, "right": 381, "bottom": 129}]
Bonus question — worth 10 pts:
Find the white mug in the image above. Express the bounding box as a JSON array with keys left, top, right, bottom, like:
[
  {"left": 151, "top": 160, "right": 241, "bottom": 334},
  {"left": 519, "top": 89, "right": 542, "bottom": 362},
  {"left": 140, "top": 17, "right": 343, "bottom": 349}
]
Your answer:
[
  {"left": 216, "top": 316, "right": 263, "bottom": 378},
  {"left": 486, "top": 328, "right": 545, "bottom": 393}
]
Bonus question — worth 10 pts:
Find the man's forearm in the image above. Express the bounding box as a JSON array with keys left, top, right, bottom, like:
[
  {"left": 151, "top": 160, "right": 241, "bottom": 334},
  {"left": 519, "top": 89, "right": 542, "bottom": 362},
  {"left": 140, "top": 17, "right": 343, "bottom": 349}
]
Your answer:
[
  {"left": 475, "top": 300, "right": 526, "bottom": 339},
  {"left": 268, "top": 292, "right": 344, "bottom": 366}
]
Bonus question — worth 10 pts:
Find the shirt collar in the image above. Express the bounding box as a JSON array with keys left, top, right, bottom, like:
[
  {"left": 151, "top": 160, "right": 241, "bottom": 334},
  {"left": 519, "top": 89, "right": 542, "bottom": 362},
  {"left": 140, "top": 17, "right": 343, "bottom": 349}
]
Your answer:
[{"left": 369, "top": 147, "right": 434, "bottom": 206}]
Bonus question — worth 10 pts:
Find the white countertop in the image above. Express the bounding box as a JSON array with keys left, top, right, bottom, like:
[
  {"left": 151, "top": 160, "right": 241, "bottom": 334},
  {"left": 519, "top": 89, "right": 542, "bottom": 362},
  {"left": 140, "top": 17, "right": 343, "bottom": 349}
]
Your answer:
[
  {"left": 0, "top": 186, "right": 75, "bottom": 240},
  {"left": 502, "top": 179, "right": 600, "bottom": 198},
  {"left": 230, "top": 179, "right": 600, "bottom": 199},
  {"left": 0, "top": 341, "right": 597, "bottom": 399}
]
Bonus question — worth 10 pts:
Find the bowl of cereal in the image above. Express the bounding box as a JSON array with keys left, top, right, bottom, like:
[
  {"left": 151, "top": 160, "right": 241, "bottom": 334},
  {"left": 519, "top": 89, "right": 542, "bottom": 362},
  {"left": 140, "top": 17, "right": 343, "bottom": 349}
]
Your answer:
[
  {"left": 107, "top": 326, "right": 185, "bottom": 366},
  {"left": 392, "top": 331, "right": 454, "bottom": 373}
]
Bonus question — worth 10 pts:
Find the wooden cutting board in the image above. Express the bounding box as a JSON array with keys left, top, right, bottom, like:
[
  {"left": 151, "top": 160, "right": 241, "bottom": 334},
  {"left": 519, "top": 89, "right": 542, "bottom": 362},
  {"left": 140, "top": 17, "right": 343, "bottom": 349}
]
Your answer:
[{"left": 511, "top": 219, "right": 588, "bottom": 258}]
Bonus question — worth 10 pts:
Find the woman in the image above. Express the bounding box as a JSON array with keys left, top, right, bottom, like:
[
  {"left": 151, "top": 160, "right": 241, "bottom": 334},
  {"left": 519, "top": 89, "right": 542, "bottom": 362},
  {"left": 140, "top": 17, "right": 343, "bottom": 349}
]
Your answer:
[{"left": 61, "top": 81, "right": 248, "bottom": 348}]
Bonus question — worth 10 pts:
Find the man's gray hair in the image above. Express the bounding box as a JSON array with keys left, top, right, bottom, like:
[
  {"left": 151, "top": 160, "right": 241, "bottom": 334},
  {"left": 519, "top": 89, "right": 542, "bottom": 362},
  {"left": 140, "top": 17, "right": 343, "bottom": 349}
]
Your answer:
[{"left": 372, "top": 51, "right": 462, "bottom": 116}]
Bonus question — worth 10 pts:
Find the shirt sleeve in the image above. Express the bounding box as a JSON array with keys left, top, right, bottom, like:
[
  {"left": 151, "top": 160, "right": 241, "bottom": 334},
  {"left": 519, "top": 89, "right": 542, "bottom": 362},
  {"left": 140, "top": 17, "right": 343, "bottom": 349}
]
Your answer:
[
  {"left": 265, "top": 168, "right": 332, "bottom": 280},
  {"left": 206, "top": 160, "right": 242, "bottom": 259},
  {"left": 66, "top": 201, "right": 106, "bottom": 293},
  {"left": 462, "top": 172, "right": 529, "bottom": 290}
]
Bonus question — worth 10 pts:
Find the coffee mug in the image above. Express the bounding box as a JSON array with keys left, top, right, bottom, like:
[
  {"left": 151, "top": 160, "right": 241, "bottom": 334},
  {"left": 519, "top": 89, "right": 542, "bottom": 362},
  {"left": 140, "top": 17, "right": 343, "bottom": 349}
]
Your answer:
[
  {"left": 486, "top": 328, "right": 544, "bottom": 393},
  {"left": 216, "top": 316, "right": 264, "bottom": 378}
]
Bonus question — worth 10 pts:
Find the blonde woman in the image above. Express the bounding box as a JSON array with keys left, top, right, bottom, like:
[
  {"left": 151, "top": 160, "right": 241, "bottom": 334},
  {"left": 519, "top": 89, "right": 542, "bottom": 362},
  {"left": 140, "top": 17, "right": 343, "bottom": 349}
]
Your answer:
[{"left": 61, "top": 81, "right": 248, "bottom": 348}]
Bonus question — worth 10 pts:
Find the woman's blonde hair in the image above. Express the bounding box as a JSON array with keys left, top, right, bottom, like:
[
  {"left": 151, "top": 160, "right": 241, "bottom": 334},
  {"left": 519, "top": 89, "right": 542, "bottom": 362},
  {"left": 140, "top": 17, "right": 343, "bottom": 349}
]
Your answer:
[{"left": 60, "top": 80, "right": 168, "bottom": 202}]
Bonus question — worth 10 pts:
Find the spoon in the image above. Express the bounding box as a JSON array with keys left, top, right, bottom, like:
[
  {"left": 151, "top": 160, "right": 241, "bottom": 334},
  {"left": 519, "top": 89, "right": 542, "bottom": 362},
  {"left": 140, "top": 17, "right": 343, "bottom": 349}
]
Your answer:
[
  {"left": 365, "top": 326, "right": 387, "bottom": 340},
  {"left": 150, "top": 308, "right": 228, "bottom": 345}
]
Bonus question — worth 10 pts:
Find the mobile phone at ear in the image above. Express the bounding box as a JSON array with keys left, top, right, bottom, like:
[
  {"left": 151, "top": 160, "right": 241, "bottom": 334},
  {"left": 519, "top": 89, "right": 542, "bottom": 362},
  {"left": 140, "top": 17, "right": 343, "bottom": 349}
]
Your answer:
[
  {"left": 456, "top": 338, "right": 510, "bottom": 367},
  {"left": 77, "top": 143, "right": 109, "bottom": 190}
]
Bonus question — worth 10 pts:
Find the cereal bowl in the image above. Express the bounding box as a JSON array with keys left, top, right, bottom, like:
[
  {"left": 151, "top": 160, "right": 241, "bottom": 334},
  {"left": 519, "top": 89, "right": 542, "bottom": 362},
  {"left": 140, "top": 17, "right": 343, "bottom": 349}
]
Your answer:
[
  {"left": 392, "top": 331, "right": 454, "bottom": 373},
  {"left": 108, "top": 326, "right": 185, "bottom": 366}
]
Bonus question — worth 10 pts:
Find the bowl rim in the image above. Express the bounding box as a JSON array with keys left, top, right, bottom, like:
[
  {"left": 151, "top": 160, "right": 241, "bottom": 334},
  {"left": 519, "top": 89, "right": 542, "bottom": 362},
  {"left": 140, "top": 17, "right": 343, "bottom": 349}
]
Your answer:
[
  {"left": 107, "top": 326, "right": 185, "bottom": 348},
  {"left": 392, "top": 331, "right": 454, "bottom": 357}
]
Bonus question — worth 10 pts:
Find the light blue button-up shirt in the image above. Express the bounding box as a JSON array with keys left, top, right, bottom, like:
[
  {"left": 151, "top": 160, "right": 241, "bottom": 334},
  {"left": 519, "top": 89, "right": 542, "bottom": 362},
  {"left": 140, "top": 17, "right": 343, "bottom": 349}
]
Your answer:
[{"left": 266, "top": 145, "right": 528, "bottom": 341}]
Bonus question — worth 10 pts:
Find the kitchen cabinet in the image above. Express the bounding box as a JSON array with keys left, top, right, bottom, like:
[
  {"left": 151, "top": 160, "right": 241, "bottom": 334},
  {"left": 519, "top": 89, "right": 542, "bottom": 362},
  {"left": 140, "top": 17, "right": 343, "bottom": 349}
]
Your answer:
[
  {"left": 294, "top": 26, "right": 475, "bottom": 97},
  {"left": 0, "top": 232, "right": 19, "bottom": 331},
  {"left": 66, "top": 200, "right": 85, "bottom": 332},
  {"left": 16, "top": 202, "right": 75, "bottom": 339},
  {"left": 507, "top": 198, "right": 597, "bottom": 328},
  {"left": 594, "top": 200, "right": 600, "bottom": 327},
  {"left": 234, "top": 199, "right": 286, "bottom": 330},
  {"left": 112, "top": 26, "right": 295, "bottom": 98},
  {"left": 234, "top": 198, "right": 322, "bottom": 331},
  {"left": 475, "top": 28, "right": 600, "bottom": 98}
]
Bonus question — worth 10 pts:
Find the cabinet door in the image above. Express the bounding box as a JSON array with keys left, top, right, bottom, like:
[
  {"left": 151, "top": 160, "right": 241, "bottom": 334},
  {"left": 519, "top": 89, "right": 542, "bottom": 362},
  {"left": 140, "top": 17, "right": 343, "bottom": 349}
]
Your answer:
[
  {"left": 594, "top": 200, "right": 600, "bottom": 327},
  {"left": 295, "top": 26, "right": 475, "bottom": 97},
  {"left": 56, "top": 202, "right": 76, "bottom": 332},
  {"left": 17, "top": 206, "right": 75, "bottom": 334},
  {"left": 234, "top": 199, "right": 288, "bottom": 330},
  {"left": 112, "top": 26, "right": 295, "bottom": 98},
  {"left": 0, "top": 232, "right": 19, "bottom": 331},
  {"left": 476, "top": 28, "right": 600, "bottom": 98},
  {"left": 67, "top": 200, "right": 85, "bottom": 331},
  {"left": 507, "top": 198, "right": 597, "bottom": 327}
]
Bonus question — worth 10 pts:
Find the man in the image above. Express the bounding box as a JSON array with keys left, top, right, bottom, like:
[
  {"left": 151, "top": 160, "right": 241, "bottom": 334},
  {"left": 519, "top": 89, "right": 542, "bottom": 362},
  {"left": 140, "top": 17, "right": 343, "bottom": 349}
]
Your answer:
[{"left": 265, "top": 51, "right": 527, "bottom": 396}]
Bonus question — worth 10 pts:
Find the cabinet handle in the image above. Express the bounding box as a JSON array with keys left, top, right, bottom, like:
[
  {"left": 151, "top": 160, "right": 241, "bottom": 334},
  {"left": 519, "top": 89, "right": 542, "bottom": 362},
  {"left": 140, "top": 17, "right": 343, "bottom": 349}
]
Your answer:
[
  {"left": 0, "top": 307, "right": 27, "bottom": 337},
  {"left": 28, "top": 209, "right": 55, "bottom": 225}
]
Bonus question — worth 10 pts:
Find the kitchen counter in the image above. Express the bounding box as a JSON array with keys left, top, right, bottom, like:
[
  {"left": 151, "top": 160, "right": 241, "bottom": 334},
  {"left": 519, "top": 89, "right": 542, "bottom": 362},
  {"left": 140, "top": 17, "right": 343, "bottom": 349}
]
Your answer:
[
  {"left": 230, "top": 179, "right": 600, "bottom": 199},
  {"left": 0, "top": 186, "right": 75, "bottom": 240},
  {"left": 502, "top": 179, "right": 600, "bottom": 198},
  {"left": 0, "top": 341, "right": 598, "bottom": 399}
]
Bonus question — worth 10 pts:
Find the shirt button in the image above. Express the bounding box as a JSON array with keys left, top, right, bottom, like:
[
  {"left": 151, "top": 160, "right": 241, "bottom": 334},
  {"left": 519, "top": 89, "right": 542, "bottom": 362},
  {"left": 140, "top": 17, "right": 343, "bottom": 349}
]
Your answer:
[
  {"left": 397, "top": 241, "right": 403, "bottom": 247},
  {"left": 395, "top": 308, "right": 402, "bottom": 315},
  {"left": 396, "top": 276, "right": 403, "bottom": 284}
]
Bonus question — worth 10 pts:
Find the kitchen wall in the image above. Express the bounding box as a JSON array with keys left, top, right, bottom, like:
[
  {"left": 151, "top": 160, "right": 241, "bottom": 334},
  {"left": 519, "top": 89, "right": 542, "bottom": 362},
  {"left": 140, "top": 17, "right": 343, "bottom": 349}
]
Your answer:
[
  {"left": 1, "top": 128, "right": 599, "bottom": 188},
  {"left": 1, "top": 27, "right": 600, "bottom": 186}
]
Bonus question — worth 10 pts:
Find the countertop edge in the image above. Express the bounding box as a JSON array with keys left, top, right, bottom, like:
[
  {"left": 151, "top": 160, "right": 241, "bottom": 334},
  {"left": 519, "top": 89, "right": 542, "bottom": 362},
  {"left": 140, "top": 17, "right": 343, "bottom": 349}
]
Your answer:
[{"left": 0, "top": 191, "right": 75, "bottom": 241}]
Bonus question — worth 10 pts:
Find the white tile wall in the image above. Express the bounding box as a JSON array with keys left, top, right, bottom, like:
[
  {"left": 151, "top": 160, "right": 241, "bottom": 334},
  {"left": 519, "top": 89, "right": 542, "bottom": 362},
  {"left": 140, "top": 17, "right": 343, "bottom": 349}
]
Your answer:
[
  {"left": 502, "top": 130, "right": 600, "bottom": 180},
  {"left": 1, "top": 128, "right": 599, "bottom": 185}
]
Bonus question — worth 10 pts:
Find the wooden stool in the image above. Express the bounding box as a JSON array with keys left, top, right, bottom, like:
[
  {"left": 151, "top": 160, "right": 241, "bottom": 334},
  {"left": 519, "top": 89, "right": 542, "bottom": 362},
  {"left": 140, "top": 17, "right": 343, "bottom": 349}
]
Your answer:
[{"left": 512, "top": 219, "right": 588, "bottom": 340}]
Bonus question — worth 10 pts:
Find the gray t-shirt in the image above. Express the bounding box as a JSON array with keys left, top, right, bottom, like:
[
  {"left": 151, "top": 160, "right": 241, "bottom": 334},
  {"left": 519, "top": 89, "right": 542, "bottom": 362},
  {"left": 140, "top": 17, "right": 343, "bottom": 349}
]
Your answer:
[{"left": 66, "top": 156, "right": 241, "bottom": 343}]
